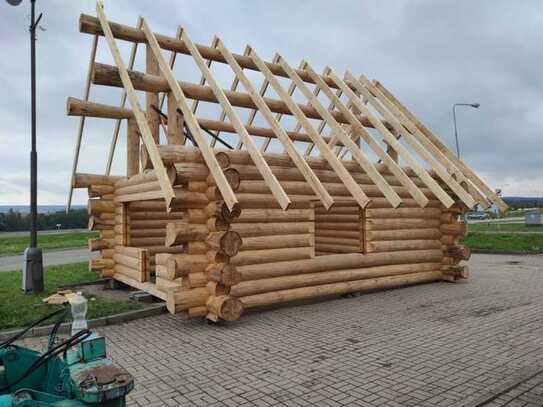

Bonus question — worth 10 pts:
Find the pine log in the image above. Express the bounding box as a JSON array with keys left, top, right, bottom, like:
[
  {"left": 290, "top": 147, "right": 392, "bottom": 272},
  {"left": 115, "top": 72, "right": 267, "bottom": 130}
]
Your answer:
[
  {"left": 206, "top": 263, "right": 241, "bottom": 286},
  {"left": 241, "top": 234, "right": 312, "bottom": 251},
  {"left": 89, "top": 258, "right": 114, "bottom": 271},
  {"left": 314, "top": 244, "right": 360, "bottom": 254},
  {"left": 127, "top": 211, "right": 183, "bottom": 220},
  {"left": 240, "top": 271, "right": 443, "bottom": 308},
  {"left": 155, "top": 253, "right": 209, "bottom": 279},
  {"left": 169, "top": 287, "right": 209, "bottom": 312},
  {"left": 206, "top": 296, "right": 244, "bottom": 321},
  {"left": 366, "top": 207, "right": 442, "bottom": 219},
  {"left": 129, "top": 218, "right": 174, "bottom": 229},
  {"left": 165, "top": 221, "right": 208, "bottom": 246},
  {"left": 238, "top": 249, "right": 443, "bottom": 281},
  {"left": 131, "top": 229, "right": 166, "bottom": 238},
  {"left": 129, "top": 237, "right": 166, "bottom": 247},
  {"left": 114, "top": 246, "right": 144, "bottom": 258},
  {"left": 206, "top": 281, "right": 231, "bottom": 296},
  {"left": 232, "top": 262, "right": 442, "bottom": 297},
  {"left": 440, "top": 222, "right": 467, "bottom": 236},
  {"left": 440, "top": 235, "right": 457, "bottom": 245},
  {"left": 315, "top": 214, "right": 360, "bottom": 223},
  {"left": 88, "top": 199, "right": 115, "bottom": 215},
  {"left": 88, "top": 238, "right": 111, "bottom": 251},
  {"left": 230, "top": 222, "right": 312, "bottom": 237},
  {"left": 88, "top": 184, "right": 114, "bottom": 197},
  {"left": 234, "top": 208, "right": 312, "bottom": 223},
  {"left": 182, "top": 272, "right": 207, "bottom": 289},
  {"left": 231, "top": 247, "right": 313, "bottom": 267},
  {"left": 206, "top": 231, "right": 242, "bottom": 256},
  {"left": 314, "top": 229, "right": 361, "bottom": 239},
  {"left": 314, "top": 236, "right": 360, "bottom": 247},
  {"left": 444, "top": 245, "right": 471, "bottom": 261},
  {"left": 366, "top": 228, "right": 441, "bottom": 242},
  {"left": 73, "top": 173, "right": 121, "bottom": 188},
  {"left": 314, "top": 222, "right": 360, "bottom": 231},
  {"left": 113, "top": 253, "right": 141, "bottom": 269},
  {"left": 366, "top": 239, "right": 442, "bottom": 253},
  {"left": 204, "top": 201, "right": 241, "bottom": 221},
  {"left": 366, "top": 218, "right": 441, "bottom": 231}
]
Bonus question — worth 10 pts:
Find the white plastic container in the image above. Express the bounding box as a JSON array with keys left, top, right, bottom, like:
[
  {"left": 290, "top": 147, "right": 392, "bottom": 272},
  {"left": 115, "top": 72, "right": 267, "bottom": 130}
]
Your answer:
[{"left": 70, "top": 292, "right": 88, "bottom": 336}]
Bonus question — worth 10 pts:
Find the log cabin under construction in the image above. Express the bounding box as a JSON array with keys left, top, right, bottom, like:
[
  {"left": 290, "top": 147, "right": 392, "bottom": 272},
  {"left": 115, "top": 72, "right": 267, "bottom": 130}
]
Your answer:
[{"left": 67, "top": 2, "right": 507, "bottom": 322}]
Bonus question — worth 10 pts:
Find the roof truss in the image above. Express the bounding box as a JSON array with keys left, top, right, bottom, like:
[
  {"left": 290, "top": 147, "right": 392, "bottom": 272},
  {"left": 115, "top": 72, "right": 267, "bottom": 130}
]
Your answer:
[{"left": 67, "top": 2, "right": 507, "bottom": 214}]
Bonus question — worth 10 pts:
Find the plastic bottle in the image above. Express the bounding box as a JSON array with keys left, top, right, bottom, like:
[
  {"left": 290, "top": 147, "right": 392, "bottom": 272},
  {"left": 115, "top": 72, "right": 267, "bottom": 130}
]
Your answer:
[{"left": 70, "top": 292, "right": 88, "bottom": 336}]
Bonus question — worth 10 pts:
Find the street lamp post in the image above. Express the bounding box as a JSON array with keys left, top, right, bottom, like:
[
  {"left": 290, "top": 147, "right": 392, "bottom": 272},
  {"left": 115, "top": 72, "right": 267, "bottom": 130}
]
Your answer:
[
  {"left": 453, "top": 102, "right": 480, "bottom": 159},
  {"left": 6, "top": 0, "right": 44, "bottom": 293}
]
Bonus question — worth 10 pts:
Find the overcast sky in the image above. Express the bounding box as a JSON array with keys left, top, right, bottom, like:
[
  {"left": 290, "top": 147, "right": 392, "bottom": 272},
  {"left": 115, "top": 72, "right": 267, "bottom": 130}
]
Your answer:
[{"left": 0, "top": 0, "right": 541, "bottom": 205}]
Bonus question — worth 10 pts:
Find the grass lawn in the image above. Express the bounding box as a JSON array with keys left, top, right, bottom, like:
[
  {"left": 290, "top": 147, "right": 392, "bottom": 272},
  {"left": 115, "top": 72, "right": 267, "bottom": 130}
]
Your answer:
[
  {"left": 461, "top": 232, "right": 543, "bottom": 254},
  {"left": 0, "top": 232, "right": 98, "bottom": 256},
  {"left": 0, "top": 262, "right": 142, "bottom": 331},
  {"left": 468, "top": 223, "right": 543, "bottom": 233}
]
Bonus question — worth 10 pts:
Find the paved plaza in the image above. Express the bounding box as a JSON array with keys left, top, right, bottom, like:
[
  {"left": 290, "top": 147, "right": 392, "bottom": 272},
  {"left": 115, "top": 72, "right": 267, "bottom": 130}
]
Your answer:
[{"left": 23, "top": 253, "right": 543, "bottom": 406}]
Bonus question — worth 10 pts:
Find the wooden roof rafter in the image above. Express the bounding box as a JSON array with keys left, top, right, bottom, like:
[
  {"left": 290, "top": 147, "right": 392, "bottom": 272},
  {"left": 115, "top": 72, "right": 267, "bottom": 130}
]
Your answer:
[
  {"left": 139, "top": 17, "right": 240, "bottom": 211},
  {"left": 70, "top": 3, "right": 506, "bottom": 215},
  {"left": 248, "top": 47, "right": 371, "bottom": 208},
  {"left": 277, "top": 56, "right": 402, "bottom": 208},
  {"left": 303, "top": 63, "right": 429, "bottom": 208},
  {"left": 95, "top": 2, "right": 176, "bottom": 208},
  {"left": 216, "top": 39, "right": 334, "bottom": 209},
  {"left": 180, "top": 28, "right": 291, "bottom": 210},
  {"left": 347, "top": 72, "right": 477, "bottom": 210},
  {"left": 328, "top": 70, "right": 456, "bottom": 208},
  {"left": 362, "top": 79, "right": 490, "bottom": 209}
]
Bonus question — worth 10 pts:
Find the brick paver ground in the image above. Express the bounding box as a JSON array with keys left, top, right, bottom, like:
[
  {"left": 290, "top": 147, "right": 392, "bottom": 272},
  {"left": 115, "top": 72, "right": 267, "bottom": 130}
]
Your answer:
[{"left": 23, "top": 253, "right": 543, "bottom": 406}]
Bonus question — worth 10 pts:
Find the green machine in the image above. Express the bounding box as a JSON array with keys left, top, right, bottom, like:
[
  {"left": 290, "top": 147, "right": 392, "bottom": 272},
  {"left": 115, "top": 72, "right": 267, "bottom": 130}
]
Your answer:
[{"left": 0, "top": 308, "right": 134, "bottom": 406}]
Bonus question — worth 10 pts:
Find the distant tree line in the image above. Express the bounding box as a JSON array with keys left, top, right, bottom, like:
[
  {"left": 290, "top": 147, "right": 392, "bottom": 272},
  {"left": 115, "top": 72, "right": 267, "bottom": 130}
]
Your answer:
[{"left": 0, "top": 209, "right": 88, "bottom": 232}]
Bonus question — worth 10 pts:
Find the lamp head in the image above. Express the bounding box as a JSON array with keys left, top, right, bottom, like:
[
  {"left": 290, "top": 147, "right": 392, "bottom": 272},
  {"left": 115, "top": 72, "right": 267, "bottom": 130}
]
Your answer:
[
  {"left": 471, "top": 103, "right": 480, "bottom": 108},
  {"left": 5, "top": 0, "right": 23, "bottom": 5}
]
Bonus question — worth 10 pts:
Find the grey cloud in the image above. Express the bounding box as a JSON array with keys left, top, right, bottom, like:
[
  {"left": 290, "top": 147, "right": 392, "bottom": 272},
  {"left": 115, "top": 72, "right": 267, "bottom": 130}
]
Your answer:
[{"left": 0, "top": 0, "right": 541, "bottom": 205}]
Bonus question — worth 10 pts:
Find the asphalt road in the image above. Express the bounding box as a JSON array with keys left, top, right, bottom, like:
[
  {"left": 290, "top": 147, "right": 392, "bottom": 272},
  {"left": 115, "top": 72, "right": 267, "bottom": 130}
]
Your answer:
[
  {"left": 0, "top": 248, "right": 97, "bottom": 272},
  {"left": 0, "top": 229, "right": 88, "bottom": 237}
]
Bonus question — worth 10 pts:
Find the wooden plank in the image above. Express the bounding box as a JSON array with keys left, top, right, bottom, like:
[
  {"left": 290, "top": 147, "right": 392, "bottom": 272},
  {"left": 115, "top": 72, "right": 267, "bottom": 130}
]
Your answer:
[
  {"left": 249, "top": 47, "right": 370, "bottom": 208},
  {"left": 217, "top": 39, "right": 334, "bottom": 210},
  {"left": 181, "top": 30, "right": 291, "bottom": 210},
  {"left": 374, "top": 80, "right": 506, "bottom": 212},
  {"left": 96, "top": 3, "right": 176, "bottom": 208},
  {"left": 140, "top": 18, "right": 239, "bottom": 211},
  {"left": 351, "top": 73, "right": 476, "bottom": 209},
  {"left": 303, "top": 63, "right": 429, "bottom": 208},
  {"left": 105, "top": 17, "right": 143, "bottom": 175},
  {"left": 365, "top": 79, "right": 489, "bottom": 209},
  {"left": 277, "top": 56, "right": 402, "bottom": 208},
  {"left": 328, "top": 70, "right": 454, "bottom": 208},
  {"left": 67, "top": 33, "right": 99, "bottom": 211}
]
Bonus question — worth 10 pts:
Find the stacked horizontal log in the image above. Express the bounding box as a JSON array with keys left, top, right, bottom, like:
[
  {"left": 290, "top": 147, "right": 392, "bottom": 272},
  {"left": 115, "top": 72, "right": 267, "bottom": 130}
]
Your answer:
[
  {"left": 75, "top": 173, "right": 120, "bottom": 278},
  {"left": 440, "top": 206, "right": 470, "bottom": 281},
  {"left": 234, "top": 250, "right": 444, "bottom": 307},
  {"left": 315, "top": 204, "right": 361, "bottom": 255},
  {"left": 90, "top": 145, "right": 472, "bottom": 321},
  {"left": 365, "top": 207, "right": 443, "bottom": 254},
  {"left": 113, "top": 245, "right": 149, "bottom": 283}
]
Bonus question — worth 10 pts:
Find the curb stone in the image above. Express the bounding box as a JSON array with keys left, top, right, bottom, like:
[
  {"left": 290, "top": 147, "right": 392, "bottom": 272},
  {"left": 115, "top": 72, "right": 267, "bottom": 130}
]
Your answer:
[{"left": 0, "top": 303, "right": 166, "bottom": 341}]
